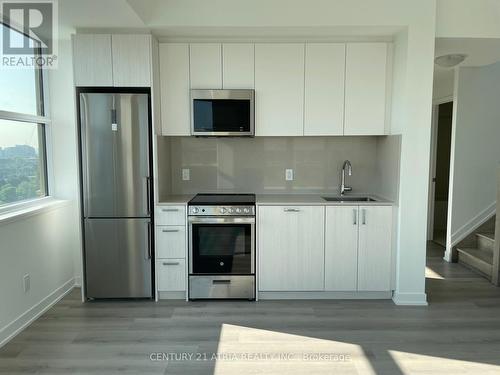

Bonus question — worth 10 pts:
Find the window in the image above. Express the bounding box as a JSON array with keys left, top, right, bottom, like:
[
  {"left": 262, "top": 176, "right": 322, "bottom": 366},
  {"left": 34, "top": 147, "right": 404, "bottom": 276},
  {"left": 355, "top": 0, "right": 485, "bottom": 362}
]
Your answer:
[{"left": 0, "top": 23, "right": 49, "bottom": 208}]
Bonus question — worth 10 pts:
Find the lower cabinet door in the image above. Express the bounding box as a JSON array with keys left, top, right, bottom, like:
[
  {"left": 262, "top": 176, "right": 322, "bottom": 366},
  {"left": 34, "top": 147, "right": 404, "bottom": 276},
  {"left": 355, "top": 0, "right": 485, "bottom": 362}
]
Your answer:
[
  {"left": 157, "top": 259, "right": 186, "bottom": 291},
  {"left": 258, "top": 206, "right": 325, "bottom": 291},
  {"left": 325, "top": 206, "right": 358, "bottom": 291},
  {"left": 357, "top": 206, "right": 392, "bottom": 291}
]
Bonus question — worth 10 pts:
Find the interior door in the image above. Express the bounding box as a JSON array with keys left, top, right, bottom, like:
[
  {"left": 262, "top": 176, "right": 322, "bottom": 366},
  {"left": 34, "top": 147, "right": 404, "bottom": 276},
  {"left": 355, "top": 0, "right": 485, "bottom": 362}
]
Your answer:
[
  {"left": 80, "top": 93, "right": 150, "bottom": 218},
  {"left": 84, "top": 218, "right": 152, "bottom": 298}
]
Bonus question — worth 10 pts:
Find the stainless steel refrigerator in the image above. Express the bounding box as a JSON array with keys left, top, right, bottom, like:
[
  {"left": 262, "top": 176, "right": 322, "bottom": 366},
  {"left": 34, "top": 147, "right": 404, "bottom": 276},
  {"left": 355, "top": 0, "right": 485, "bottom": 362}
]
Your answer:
[{"left": 79, "top": 91, "right": 152, "bottom": 299}]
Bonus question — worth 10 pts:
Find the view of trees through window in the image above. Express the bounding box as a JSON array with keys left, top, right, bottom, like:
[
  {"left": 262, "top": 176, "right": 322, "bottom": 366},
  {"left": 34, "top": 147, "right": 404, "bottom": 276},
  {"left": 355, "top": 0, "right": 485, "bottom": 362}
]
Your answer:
[
  {"left": 0, "top": 23, "right": 48, "bottom": 207},
  {"left": 0, "top": 121, "right": 46, "bottom": 205}
]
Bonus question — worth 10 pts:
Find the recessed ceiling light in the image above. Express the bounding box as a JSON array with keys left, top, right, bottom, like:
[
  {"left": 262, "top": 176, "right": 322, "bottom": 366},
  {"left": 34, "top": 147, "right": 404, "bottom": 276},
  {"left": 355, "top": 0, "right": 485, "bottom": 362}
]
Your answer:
[{"left": 434, "top": 54, "right": 467, "bottom": 68}]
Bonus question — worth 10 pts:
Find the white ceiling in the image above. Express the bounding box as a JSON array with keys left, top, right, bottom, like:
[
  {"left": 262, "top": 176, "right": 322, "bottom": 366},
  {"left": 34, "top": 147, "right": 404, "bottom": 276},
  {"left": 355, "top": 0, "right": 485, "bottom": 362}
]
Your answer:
[{"left": 434, "top": 37, "right": 500, "bottom": 82}]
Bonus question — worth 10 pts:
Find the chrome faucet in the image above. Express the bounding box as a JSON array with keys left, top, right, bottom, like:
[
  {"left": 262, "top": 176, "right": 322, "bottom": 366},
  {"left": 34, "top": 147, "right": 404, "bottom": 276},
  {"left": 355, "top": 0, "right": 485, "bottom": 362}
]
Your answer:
[{"left": 340, "top": 160, "right": 352, "bottom": 195}]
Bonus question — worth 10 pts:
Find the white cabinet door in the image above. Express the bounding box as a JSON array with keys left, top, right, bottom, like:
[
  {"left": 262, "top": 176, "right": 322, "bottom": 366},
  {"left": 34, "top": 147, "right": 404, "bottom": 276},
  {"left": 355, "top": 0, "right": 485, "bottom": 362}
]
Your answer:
[
  {"left": 112, "top": 34, "right": 151, "bottom": 87},
  {"left": 72, "top": 34, "right": 113, "bottom": 86},
  {"left": 156, "top": 226, "right": 186, "bottom": 259},
  {"left": 357, "top": 206, "right": 392, "bottom": 291},
  {"left": 258, "top": 206, "right": 325, "bottom": 291},
  {"left": 222, "top": 43, "right": 254, "bottom": 89},
  {"left": 325, "top": 206, "right": 358, "bottom": 291},
  {"left": 344, "top": 43, "right": 388, "bottom": 136},
  {"left": 190, "top": 43, "right": 222, "bottom": 89},
  {"left": 304, "top": 43, "right": 345, "bottom": 136},
  {"left": 159, "top": 44, "right": 191, "bottom": 136},
  {"left": 157, "top": 259, "right": 186, "bottom": 291},
  {"left": 254, "top": 44, "right": 305, "bottom": 136}
]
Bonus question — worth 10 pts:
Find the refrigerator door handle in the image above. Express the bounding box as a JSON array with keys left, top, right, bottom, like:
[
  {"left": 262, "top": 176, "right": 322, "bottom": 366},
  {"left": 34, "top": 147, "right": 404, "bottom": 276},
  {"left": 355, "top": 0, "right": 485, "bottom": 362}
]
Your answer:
[
  {"left": 146, "top": 220, "right": 152, "bottom": 260},
  {"left": 145, "top": 176, "right": 151, "bottom": 215}
]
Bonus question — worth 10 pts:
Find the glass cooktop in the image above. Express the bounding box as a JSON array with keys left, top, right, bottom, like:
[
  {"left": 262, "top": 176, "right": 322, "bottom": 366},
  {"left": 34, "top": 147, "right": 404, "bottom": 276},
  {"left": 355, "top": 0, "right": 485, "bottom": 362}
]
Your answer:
[{"left": 189, "top": 194, "right": 256, "bottom": 205}]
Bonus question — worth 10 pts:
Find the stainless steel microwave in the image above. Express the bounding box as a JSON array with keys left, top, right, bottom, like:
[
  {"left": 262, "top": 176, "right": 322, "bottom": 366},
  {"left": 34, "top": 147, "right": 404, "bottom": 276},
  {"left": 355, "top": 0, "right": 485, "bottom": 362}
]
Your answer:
[{"left": 191, "top": 89, "right": 255, "bottom": 136}]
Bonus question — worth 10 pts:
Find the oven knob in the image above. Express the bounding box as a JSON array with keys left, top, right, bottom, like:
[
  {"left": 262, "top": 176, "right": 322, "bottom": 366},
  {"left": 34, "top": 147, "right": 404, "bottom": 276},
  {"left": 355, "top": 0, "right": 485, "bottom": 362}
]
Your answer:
[
  {"left": 235, "top": 208, "right": 242, "bottom": 214},
  {"left": 191, "top": 207, "right": 199, "bottom": 214},
  {"left": 219, "top": 207, "right": 226, "bottom": 214},
  {"left": 243, "top": 208, "right": 250, "bottom": 214}
]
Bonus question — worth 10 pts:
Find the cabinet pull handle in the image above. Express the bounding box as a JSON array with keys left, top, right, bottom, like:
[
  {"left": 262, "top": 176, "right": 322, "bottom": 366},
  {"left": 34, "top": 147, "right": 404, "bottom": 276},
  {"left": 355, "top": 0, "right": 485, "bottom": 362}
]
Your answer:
[
  {"left": 353, "top": 209, "right": 357, "bottom": 225},
  {"left": 162, "top": 229, "right": 179, "bottom": 233},
  {"left": 362, "top": 209, "right": 367, "bottom": 225},
  {"left": 213, "top": 279, "right": 231, "bottom": 284},
  {"left": 162, "top": 208, "right": 179, "bottom": 212},
  {"left": 162, "top": 262, "right": 180, "bottom": 266},
  {"left": 284, "top": 208, "right": 300, "bottom": 212}
]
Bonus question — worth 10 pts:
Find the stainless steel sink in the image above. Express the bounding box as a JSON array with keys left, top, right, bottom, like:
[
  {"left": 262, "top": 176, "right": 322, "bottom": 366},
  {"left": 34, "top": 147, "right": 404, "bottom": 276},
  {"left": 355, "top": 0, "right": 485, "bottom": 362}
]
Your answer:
[{"left": 322, "top": 196, "right": 378, "bottom": 202}]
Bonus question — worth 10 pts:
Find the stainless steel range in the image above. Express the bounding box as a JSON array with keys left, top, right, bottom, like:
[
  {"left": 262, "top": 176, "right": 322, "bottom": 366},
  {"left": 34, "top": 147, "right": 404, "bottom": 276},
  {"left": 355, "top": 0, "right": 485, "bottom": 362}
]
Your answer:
[{"left": 188, "top": 194, "right": 256, "bottom": 300}]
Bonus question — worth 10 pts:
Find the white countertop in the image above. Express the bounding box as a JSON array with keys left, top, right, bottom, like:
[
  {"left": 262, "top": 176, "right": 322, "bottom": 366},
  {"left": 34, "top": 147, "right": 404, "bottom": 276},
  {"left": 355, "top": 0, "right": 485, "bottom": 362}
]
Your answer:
[
  {"left": 256, "top": 194, "right": 394, "bottom": 206},
  {"left": 158, "top": 193, "right": 394, "bottom": 206},
  {"left": 157, "top": 194, "right": 193, "bottom": 205}
]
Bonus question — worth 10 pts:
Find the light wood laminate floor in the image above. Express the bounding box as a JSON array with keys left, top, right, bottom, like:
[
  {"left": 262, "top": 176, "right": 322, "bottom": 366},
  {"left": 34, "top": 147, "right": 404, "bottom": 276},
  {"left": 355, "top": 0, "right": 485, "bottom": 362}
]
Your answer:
[{"left": 1, "top": 242, "right": 500, "bottom": 374}]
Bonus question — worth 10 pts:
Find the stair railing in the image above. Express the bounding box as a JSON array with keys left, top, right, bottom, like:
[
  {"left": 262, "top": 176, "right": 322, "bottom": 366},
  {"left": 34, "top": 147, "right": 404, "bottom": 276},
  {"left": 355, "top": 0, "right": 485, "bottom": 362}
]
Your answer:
[{"left": 493, "top": 166, "right": 500, "bottom": 285}]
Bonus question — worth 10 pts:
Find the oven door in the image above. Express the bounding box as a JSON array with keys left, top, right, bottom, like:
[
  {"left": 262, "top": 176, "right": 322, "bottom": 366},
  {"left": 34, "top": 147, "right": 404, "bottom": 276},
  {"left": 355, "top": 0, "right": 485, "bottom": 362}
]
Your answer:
[{"left": 189, "top": 216, "right": 255, "bottom": 275}]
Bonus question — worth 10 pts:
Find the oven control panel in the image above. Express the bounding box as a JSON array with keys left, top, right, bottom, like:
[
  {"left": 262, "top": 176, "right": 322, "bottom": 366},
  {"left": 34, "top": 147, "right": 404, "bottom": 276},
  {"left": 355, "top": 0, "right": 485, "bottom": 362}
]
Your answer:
[{"left": 189, "top": 205, "right": 255, "bottom": 216}]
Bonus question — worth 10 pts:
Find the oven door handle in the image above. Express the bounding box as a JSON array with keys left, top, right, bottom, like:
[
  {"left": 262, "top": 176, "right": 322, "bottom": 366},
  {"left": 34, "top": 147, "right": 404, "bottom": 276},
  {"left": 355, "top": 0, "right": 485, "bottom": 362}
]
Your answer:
[{"left": 188, "top": 216, "right": 255, "bottom": 224}]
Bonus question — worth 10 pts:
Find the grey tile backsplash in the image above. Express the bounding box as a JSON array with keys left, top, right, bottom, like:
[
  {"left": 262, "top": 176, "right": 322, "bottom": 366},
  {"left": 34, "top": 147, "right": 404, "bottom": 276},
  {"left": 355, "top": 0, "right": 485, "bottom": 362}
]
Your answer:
[{"left": 157, "top": 136, "right": 401, "bottom": 198}]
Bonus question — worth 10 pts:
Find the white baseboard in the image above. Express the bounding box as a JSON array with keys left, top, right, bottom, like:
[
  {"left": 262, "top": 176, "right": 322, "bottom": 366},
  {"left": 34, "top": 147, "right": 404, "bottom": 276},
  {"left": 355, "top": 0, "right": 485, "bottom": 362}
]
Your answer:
[
  {"left": 74, "top": 276, "right": 82, "bottom": 287},
  {"left": 392, "top": 292, "right": 428, "bottom": 306},
  {"left": 258, "top": 291, "right": 392, "bottom": 299},
  {"left": 0, "top": 278, "right": 75, "bottom": 348},
  {"left": 451, "top": 202, "right": 496, "bottom": 246}
]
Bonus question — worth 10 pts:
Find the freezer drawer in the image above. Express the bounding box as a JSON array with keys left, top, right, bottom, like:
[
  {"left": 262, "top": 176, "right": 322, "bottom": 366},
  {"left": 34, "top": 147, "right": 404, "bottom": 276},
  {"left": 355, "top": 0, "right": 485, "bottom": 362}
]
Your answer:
[{"left": 84, "top": 218, "right": 152, "bottom": 298}]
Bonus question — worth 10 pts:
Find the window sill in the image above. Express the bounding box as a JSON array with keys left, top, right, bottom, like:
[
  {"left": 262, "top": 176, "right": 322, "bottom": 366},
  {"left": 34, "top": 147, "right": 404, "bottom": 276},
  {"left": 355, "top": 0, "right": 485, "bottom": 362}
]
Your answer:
[{"left": 0, "top": 198, "right": 71, "bottom": 226}]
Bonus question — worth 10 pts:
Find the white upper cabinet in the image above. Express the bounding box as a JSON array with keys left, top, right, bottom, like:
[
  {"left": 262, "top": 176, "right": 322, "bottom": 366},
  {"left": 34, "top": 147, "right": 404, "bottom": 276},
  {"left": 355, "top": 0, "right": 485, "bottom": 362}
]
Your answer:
[
  {"left": 357, "top": 205, "right": 393, "bottom": 291},
  {"left": 73, "top": 34, "right": 152, "bottom": 87},
  {"left": 159, "top": 43, "right": 191, "bottom": 136},
  {"left": 304, "top": 43, "right": 345, "bottom": 136},
  {"left": 72, "top": 34, "right": 113, "bottom": 87},
  {"left": 344, "top": 43, "right": 388, "bottom": 136},
  {"left": 255, "top": 43, "right": 305, "bottom": 136},
  {"left": 222, "top": 44, "right": 254, "bottom": 89},
  {"left": 112, "top": 34, "right": 152, "bottom": 87},
  {"left": 325, "top": 206, "right": 358, "bottom": 291},
  {"left": 258, "top": 206, "right": 325, "bottom": 291},
  {"left": 189, "top": 43, "right": 222, "bottom": 89}
]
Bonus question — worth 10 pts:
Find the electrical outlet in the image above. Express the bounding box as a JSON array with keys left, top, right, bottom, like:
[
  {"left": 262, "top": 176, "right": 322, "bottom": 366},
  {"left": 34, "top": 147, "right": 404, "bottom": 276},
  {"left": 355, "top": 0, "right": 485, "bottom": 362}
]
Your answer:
[
  {"left": 23, "top": 274, "right": 30, "bottom": 293},
  {"left": 285, "top": 169, "right": 294, "bottom": 181},
  {"left": 182, "top": 168, "right": 190, "bottom": 181}
]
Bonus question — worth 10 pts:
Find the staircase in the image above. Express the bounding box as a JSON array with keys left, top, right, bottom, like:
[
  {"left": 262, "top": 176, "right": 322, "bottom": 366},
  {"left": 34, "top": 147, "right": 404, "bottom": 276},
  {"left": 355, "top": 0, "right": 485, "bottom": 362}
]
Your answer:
[{"left": 457, "top": 232, "right": 495, "bottom": 280}]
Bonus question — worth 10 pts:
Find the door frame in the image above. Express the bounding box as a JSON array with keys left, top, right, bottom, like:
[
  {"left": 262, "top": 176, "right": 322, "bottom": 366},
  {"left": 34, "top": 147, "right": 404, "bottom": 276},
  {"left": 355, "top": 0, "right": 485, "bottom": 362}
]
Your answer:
[{"left": 427, "top": 96, "right": 454, "bottom": 241}]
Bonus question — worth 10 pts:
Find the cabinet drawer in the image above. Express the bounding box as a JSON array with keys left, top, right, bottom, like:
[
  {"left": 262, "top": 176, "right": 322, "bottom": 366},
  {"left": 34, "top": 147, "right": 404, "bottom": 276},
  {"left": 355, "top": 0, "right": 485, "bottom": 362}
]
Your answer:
[
  {"left": 156, "top": 226, "right": 186, "bottom": 259},
  {"left": 157, "top": 259, "right": 186, "bottom": 291},
  {"left": 155, "top": 206, "right": 186, "bottom": 225}
]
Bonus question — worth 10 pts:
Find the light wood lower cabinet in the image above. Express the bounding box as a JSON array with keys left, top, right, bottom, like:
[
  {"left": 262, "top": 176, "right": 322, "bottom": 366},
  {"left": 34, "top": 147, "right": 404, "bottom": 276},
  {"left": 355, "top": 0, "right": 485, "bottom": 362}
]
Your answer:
[
  {"left": 258, "top": 206, "right": 325, "bottom": 291},
  {"left": 325, "top": 206, "right": 359, "bottom": 291},
  {"left": 157, "top": 259, "right": 186, "bottom": 291},
  {"left": 357, "top": 206, "right": 392, "bottom": 291},
  {"left": 258, "top": 204, "right": 393, "bottom": 295}
]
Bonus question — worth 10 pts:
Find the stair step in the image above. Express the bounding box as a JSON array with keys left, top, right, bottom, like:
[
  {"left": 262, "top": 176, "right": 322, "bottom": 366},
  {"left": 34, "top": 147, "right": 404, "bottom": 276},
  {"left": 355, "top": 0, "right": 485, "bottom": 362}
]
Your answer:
[
  {"left": 476, "top": 232, "right": 495, "bottom": 253},
  {"left": 457, "top": 247, "right": 493, "bottom": 278}
]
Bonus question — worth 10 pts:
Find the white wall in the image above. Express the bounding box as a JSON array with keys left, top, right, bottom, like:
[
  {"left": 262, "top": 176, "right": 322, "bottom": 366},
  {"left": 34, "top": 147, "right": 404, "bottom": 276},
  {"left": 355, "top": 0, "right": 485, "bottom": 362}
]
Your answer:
[
  {"left": 0, "top": 27, "right": 81, "bottom": 346},
  {"left": 446, "top": 62, "right": 500, "bottom": 257},
  {"left": 48, "top": 28, "right": 82, "bottom": 285},
  {"left": 436, "top": 0, "right": 500, "bottom": 38}
]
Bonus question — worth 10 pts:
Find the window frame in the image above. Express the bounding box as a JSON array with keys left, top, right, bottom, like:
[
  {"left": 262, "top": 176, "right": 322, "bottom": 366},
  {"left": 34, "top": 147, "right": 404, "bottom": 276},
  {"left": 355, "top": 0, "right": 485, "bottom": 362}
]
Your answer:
[{"left": 0, "top": 22, "right": 52, "bottom": 214}]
